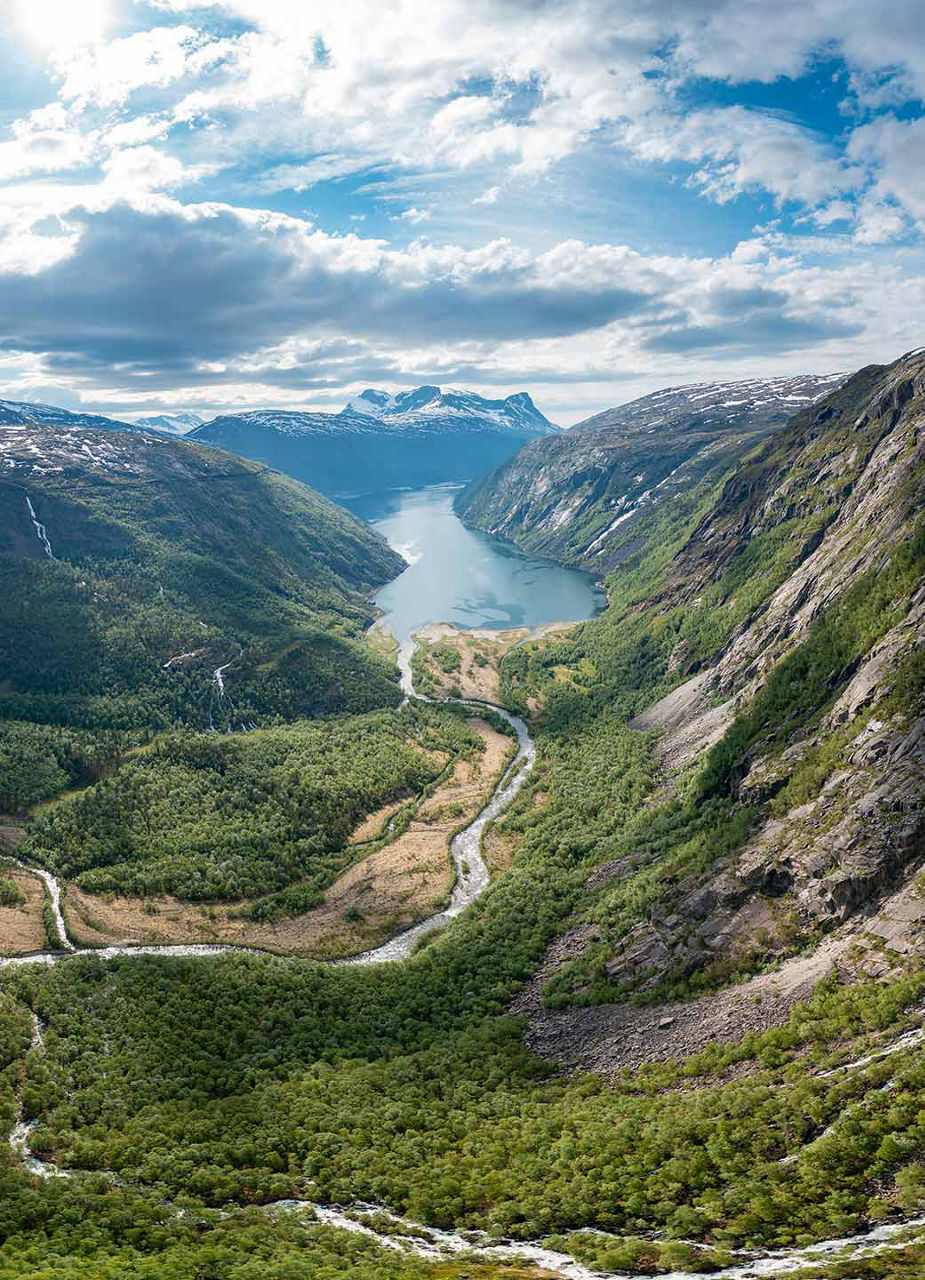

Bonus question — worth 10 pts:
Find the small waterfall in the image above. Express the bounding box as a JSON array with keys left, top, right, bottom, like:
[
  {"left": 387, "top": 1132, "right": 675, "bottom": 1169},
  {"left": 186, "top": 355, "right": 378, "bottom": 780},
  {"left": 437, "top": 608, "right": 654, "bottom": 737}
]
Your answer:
[{"left": 24, "top": 496, "right": 54, "bottom": 558}]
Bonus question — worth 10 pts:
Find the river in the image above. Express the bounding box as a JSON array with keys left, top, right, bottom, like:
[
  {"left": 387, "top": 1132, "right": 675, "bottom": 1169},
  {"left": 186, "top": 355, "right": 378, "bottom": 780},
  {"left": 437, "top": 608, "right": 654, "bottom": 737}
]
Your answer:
[
  {"left": 8, "top": 490, "right": 924, "bottom": 1276},
  {"left": 342, "top": 484, "right": 605, "bottom": 644}
]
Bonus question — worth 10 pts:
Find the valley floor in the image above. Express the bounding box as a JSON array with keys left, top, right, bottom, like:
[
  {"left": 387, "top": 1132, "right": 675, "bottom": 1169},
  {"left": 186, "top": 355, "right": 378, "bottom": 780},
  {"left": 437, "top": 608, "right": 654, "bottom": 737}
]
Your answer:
[
  {"left": 2, "top": 715, "right": 515, "bottom": 963},
  {"left": 3, "top": 355, "right": 925, "bottom": 1277}
]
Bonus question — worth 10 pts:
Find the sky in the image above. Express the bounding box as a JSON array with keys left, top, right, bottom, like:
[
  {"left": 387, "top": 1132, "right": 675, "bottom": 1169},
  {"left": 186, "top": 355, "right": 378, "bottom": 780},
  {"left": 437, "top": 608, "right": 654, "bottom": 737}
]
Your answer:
[{"left": 0, "top": 1, "right": 923, "bottom": 426}]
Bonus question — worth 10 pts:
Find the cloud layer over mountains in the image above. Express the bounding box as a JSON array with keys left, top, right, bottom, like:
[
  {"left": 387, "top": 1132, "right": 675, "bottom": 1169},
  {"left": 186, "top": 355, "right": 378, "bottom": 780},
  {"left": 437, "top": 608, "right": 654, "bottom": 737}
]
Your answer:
[{"left": 0, "top": 0, "right": 923, "bottom": 422}]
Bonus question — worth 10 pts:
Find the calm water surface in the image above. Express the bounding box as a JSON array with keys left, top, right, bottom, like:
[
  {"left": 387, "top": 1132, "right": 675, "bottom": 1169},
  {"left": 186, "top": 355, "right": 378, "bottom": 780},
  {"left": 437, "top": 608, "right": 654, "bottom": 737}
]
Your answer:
[{"left": 344, "top": 485, "right": 605, "bottom": 644}]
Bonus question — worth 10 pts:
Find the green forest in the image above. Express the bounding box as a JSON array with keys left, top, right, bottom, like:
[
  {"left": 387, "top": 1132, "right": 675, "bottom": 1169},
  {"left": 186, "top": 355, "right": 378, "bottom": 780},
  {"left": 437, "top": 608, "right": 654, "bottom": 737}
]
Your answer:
[
  {"left": 2, "top": 365, "right": 925, "bottom": 1278},
  {"left": 0, "top": 435, "right": 405, "bottom": 767},
  {"left": 19, "top": 707, "right": 482, "bottom": 904}
]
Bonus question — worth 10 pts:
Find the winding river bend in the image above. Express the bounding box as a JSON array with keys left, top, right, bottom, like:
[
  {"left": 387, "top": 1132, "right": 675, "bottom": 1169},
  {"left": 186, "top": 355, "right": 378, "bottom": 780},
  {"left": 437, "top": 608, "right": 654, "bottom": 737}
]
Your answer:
[
  {"left": 4, "top": 597, "right": 925, "bottom": 1274},
  {"left": 1, "top": 644, "right": 533, "bottom": 971}
]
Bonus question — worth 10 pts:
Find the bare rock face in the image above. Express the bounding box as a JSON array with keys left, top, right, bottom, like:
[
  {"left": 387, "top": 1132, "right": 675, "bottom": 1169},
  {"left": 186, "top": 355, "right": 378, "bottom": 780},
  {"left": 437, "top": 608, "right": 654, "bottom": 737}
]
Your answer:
[
  {"left": 676, "top": 357, "right": 925, "bottom": 704},
  {"left": 529, "top": 351, "right": 925, "bottom": 1031},
  {"left": 605, "top": 650, "right": 925, "bottom": 998},
  {"left": 456, "top": 374, "right": 846, "bottom": 571}
]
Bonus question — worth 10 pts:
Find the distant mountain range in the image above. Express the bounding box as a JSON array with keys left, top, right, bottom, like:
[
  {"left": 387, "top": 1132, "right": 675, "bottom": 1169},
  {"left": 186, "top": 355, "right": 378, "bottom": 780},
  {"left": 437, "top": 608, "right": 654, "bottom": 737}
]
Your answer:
[
  {"left": 134, "top": 411, "right": 203, "bottom": 434},
  {"left": 457, "top": 373, "right": 847, "bottom": 569},
  {"left": 189, "top": 387, "right": 558, "bottom": 495},
  {"left": 342, "top": 385, "right": 554, "bottom": 434},
  {"left": 0, "top": 400, "right": 202, "bottom": 437},
  {"left": 0, "top": 387, "right": 559, "bottom": 496}
]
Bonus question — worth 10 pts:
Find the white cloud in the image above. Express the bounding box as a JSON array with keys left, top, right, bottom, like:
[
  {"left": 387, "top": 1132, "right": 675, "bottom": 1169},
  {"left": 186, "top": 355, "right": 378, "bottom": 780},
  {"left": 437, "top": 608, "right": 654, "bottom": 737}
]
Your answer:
[
  {"left": 622, "top": 107, "right": 862, "bottom": 207},
  {"left": 0, "top": 106, "right": 94, "bottom": 181},
  {"left": 101, "top": 146, "right": 210, "bottom": 196},
  {"left": 811, "top": 200, "right": 854, "bottom": 228},
  {"left": 0, "top": 0, "right": 924, "bottom": 419},
  {"left": 104, "top": 115, "right": 172, "bottom": 149},
  {"left": 397, "top": 206, "right": 432, "bottom": 224},
  {"left": 853, "top": 195, "right": 909, "bottom": 245},
  {"left": 55, "top": 25, "right": 206, "bottom": 108},
  {"left": 848, "top": 116, "right": 925, "bottom": 229},
  {"left": 0, "top": 223, "right": 79, "bottom": 275}
]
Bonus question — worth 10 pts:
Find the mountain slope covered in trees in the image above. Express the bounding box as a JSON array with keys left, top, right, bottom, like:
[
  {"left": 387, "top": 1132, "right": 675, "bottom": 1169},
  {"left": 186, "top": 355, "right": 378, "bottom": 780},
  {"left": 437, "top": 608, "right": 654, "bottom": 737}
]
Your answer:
[
  {"left": 501, "top": 349, "right": 925, "bottom": 1019},
  {"left": 0, "top": 424, "right": 404, "bottom": 808},
  {"left": 2, "top": 353, "right": 925, "bottom": 1278}
]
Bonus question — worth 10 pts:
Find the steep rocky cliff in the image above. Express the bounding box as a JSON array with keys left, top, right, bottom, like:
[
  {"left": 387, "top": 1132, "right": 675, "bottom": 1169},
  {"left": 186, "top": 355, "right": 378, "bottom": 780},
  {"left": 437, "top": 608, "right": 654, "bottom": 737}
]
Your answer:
[
  {"left": 509, "top": 349, "right": 925, "bottom": 1060},
  {"left": 457, "top": 374, "right": 845, "bottom": 570}
]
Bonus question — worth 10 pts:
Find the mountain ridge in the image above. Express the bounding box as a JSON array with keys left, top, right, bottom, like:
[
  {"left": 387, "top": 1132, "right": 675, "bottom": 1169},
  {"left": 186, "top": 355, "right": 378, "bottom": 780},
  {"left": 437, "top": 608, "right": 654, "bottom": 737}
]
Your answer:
[
  {"left": 498, "top": 349, "right": 925, "bottom": 1041},
  {"left": 342, "top": 384, "right": 558, "bottom": 432},
  {"left": 456, "top": 372, "right": 847, "bottom": 569},
  {"left": 0, "top": 397, "right": 142, "bottom": 435},
  {"left": 190, "top": 383, "right": 559, "bottom": 495},
  {"left": 0, "top": 422, "right": 404, "bottom": 750},
  {"left": 133, "top": 411, "right": 203, "bottom": 435}
]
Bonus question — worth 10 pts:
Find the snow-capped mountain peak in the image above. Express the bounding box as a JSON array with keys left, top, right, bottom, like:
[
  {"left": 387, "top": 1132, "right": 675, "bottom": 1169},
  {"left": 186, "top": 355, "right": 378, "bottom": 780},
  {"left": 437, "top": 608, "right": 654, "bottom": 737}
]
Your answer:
[
  {"left": 0, "top": 398, "right": 144, "bottom": 434},
  {"left": 190, "top": 385, "right": 557, "bottom": 496},
  {"left": 345, "top": 389, "right": 398, "bottom": 416},
  {"left": 341, "top": 385, "right": 557, "bottom": 433},
  {"left": 134, "top": 411, "right": 204, "bottom": 435}
]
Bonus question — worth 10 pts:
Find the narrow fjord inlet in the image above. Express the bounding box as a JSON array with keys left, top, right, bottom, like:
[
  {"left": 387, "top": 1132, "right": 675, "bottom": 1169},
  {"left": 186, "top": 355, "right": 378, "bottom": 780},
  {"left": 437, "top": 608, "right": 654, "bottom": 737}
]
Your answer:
[{"left": 2, "top": 4, "right": 925, "bottom": 1279}]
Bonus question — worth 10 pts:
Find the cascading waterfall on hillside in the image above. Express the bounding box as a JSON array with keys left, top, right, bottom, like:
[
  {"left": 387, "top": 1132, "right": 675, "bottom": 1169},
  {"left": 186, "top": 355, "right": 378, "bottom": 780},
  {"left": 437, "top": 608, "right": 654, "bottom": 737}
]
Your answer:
[
  {"left": 24, "top": 495, "right": 54, "bottom": 558},
  {"left": 211, "top": 650, "right": 246, "bottom": 730}
]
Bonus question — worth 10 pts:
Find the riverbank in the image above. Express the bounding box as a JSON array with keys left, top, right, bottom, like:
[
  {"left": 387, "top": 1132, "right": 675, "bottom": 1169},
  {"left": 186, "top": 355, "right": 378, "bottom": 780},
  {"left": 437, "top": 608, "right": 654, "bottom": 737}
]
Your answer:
[
  {"left": 59, "top": 716, "right": 514, "bottom": 960},
  {"left": 0, "top": 641, "right": 536, "bottom": 971},
  {"left": 380, "top": 618, "right": 579, "bottom": 704}
]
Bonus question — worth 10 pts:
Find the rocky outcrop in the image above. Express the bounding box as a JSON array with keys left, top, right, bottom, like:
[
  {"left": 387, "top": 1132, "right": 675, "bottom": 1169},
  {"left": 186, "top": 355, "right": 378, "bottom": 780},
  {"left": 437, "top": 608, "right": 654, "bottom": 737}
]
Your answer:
[
  {"left": 630, "top": 671, "right": 734, "bottom": 770},
  {"left": 522, "top": 352, "right": 925, "bottom": 1054},
  {"left": 665, "top": 356, "right": 925, "bottom": 702},
  {"left": 602, "top": 600, "right": 925, "bottom": 998}
]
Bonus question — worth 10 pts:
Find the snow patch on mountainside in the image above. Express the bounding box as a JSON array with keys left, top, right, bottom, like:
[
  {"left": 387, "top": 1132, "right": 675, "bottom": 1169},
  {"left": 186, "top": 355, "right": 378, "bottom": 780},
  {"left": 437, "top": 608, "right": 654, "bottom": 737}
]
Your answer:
[
  {"left": 134, "top": 411, "right": 203, "bottom": 435},
  {"left": 458, "top": 372, "right": 850, "bottom": 569},
  {"left": 0, "top": 423, "right": 173, "bottom": 479},
  {"left": 342, "top": 385, "right": 558, "bottom": 434}
]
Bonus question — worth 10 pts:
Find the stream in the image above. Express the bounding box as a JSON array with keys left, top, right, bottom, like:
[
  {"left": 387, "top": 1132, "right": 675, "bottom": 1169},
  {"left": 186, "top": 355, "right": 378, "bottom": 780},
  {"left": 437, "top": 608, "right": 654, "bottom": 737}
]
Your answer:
[
  {"left": 5, "top": 647, "right": 925, "bottom": 1276},
  {"left": 0, "top": 641, "right": 532, "bottom": 971},
  {"left": 24, "top": 495, "right": 54, "bottom": 559}
]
